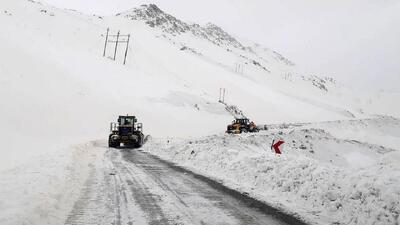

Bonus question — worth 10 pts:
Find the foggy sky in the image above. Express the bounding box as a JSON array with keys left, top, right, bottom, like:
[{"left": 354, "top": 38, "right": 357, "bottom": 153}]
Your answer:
[{"left": 42, "top": 0, "right": 400, "bottom": 91}]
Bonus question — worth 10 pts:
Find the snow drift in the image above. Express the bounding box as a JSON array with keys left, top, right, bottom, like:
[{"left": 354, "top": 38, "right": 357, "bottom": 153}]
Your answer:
[
  {"left": 0, "top": 0, "right": 399, "bottom": 224},
  {"left": 143, "top": 116, "right": 400, "bottom": 225}
]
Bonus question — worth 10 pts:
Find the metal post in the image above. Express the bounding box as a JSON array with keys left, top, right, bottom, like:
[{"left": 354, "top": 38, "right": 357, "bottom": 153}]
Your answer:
[
  {"left": 123, "top": 34, "right": 130, "bottom": 65},
  {"left": 113, "top": 31, "right": 120, "bottom": 61},
  {"left": 223, "top": 88, "right": 226, "bottom": 103},
  {"left": 103, "top": 28, "right": 109, "bottom": 57}
]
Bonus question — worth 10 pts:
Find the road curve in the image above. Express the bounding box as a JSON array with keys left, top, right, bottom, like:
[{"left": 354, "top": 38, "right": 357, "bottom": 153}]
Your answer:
[{"left": 65, "top": 145, "right": 308, "bottom": 225}]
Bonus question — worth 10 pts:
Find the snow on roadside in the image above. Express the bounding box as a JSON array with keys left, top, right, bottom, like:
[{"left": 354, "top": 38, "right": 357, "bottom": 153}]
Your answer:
[
  {"left": 309, "top": 115, "right": 400, "bottom": 150},
  {"left": 0, "top": 141, "right": 105, "bottom": 225},
  {"left": 1, "top": 1, "right": 399, "bottom": 224},
  {"left": 143, "top": 117, "right": 400, "bottom": 225}
]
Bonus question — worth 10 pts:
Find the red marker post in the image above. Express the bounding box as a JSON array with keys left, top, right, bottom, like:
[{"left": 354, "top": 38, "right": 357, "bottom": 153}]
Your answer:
[{"left": 271, "top": 139, "right": 284, "bottom": 154}]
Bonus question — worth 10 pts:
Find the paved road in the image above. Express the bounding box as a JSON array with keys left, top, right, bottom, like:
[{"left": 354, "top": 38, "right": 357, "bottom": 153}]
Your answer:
[{"left": 65, "top": 145, "right": 308, "bottom": 225}]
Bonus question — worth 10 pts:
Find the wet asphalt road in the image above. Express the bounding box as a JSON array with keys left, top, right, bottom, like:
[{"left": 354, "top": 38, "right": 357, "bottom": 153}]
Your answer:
[{"left": 65, "top": 146, "right": 308, "bottom": 225}]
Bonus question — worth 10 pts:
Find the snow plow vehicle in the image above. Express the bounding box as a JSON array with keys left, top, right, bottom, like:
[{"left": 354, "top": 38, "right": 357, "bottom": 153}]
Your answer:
[
  {"left": 108, "top": 115, "right": 144, "bottom": 148},
  {"left": 226, "top": 118, "right": 259, "bottom": 134}
]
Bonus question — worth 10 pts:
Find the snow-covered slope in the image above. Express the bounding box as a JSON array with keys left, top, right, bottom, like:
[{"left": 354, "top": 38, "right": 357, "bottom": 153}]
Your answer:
[
  {"left": 115, "top": 4, "right": 363, "bottom": 122},
  {"left": 0, "top": 0, "right": 399, "bottom": 224}
]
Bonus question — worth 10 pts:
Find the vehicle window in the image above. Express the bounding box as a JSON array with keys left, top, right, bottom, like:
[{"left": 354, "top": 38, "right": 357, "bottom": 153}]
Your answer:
[{"left": 121, "top": 117, "right": 134, "bottom": 125}]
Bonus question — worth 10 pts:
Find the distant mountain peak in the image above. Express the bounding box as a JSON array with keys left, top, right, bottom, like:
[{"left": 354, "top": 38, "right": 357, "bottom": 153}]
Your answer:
[
  {"left": 145, "top": 3, "right": 162, "bottom": 13},
  {"left": 117, "top": 4, "right": 244, "bottom": 49}
]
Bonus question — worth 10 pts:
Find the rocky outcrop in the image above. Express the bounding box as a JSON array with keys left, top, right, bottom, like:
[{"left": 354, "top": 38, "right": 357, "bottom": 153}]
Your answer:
[{"left": 117, "top": 4, "right": 244, "bottom": 49}]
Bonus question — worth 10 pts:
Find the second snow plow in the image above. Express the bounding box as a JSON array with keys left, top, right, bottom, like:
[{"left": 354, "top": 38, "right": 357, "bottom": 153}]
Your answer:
[{"left": 226, "top": 118, "right": 259, "bottom": 134}]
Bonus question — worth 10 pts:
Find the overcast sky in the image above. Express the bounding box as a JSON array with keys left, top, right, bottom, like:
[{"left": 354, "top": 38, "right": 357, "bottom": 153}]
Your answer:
[{"left": 43, "top": 0, "right": 400, "bottom": 91}]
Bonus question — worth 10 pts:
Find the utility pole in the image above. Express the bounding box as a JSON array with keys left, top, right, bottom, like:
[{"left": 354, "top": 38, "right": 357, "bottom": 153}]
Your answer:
[
  {"left": 219, "top": 88, "right": 226, "bottom": 103},
  {"left": 235, "top": 63, "right": 244, "bottom": 74},
  {"left": 113, "top": 31, "right": 120, "bottom": 61},
  {"left": 123, "top": 34, "right": 130, "bottom": 65},
  {"left": 103, "top": 28, "right": 131, "bottom": 65},
  {"left": 103, "top": 28, "right": 109, "bottom": 57}
]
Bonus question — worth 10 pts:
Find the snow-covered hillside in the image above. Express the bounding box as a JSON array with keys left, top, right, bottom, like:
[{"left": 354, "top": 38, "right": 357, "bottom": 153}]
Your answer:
[{"left": 0, "top": 0, "right": 399, "bottom": 224}]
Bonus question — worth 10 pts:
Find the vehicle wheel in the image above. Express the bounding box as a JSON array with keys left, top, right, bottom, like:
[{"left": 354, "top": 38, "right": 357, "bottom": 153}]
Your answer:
[
  {"left": 134, "top": 143, "right": 142, "bottom": 148},
  {"left": 135, "top": 137, "right": 144, "bottom": 148},
  {"left": 109, "top": 139, "right": 119, "bottom": 148}
]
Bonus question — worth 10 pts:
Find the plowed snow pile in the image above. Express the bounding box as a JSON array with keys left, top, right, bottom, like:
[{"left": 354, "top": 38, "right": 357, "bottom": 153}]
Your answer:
[
  {"left": 143, "top": 116, "right": 400, "bottom": 225},
  {"left": 0, "top": 0, "right": 399, "bottom": 224},
  {"left": 0, "top": 142, "right": 106, "bottom": 225}
]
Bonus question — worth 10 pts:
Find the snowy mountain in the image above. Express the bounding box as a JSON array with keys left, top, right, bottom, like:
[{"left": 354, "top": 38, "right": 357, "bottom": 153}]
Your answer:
[
  {"left": 115, "top": 4, "right": 400, "bottom": 121},
  {"left": 118, "top": 4, "right": 245, "bottom": 48},
  {"left": 119, "top": 4, "right": 295, "bottom": 65},
  {"left": 117, "top": 4, "right": 336, "bottom": 91},
  {"left": 0, "top": 1, "right": 399, "bottom": 225}
]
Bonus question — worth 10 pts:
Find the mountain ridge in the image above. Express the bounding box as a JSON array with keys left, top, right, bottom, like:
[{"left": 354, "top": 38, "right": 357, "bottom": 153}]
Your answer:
[{"left": 117, "top": 4, "right": 245, "bottom": 49}]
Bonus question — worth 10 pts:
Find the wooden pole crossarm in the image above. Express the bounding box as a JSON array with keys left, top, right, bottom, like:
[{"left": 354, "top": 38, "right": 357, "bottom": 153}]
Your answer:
[
  {"left": 108, "top": 40, "right": 129, "bottom": 43},
  {"left": 109, "top": 34, "right": 130, "bottom": 37}
]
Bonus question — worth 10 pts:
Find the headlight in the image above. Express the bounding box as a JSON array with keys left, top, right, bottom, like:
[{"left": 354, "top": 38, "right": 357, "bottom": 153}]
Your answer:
[{"left": 112, "top": 135, "right": 119, "bottom": 140}]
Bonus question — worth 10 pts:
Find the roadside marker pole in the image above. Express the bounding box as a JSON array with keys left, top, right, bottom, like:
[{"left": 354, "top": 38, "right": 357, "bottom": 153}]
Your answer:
[{"left": 271, "top": 139, "right": 284, "bottom": 154}]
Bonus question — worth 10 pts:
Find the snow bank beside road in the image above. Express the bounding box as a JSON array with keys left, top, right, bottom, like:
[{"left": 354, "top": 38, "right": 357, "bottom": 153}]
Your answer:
[
  {"left": 0, "top": 142, "right": 104, "bottom": 225},
  {"left": 143, "top": 117, "right": 400, "bottom": 225}
]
